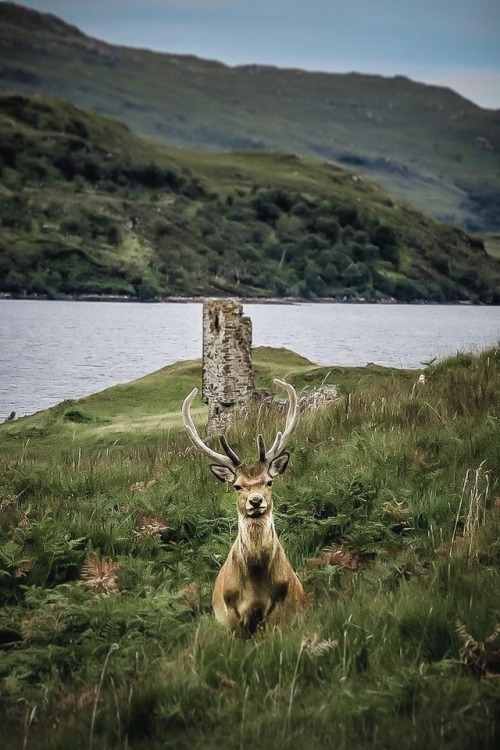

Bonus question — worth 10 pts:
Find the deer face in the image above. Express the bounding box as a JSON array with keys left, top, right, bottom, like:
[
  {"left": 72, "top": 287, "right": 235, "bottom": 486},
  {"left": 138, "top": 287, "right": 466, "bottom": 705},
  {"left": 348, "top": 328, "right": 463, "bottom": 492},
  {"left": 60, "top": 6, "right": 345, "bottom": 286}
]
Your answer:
[
  {"left": 182, "top": 378, "right": 299, "bottom": 517},
  {"left": 210, "top": 454, "right": 289, "bottom": 518}
]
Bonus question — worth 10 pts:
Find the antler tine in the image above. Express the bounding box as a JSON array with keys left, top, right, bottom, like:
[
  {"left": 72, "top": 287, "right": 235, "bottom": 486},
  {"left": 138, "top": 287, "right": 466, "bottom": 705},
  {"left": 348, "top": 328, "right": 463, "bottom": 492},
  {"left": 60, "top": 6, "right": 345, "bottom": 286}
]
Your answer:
[
  {"left": 220, "top": 435, "right": 242, "bottom": 467},
  {"left": 265, "top": 379, "right": 300, "bottom": 461},
  {"left": 257, "top": 434, "right": 266, "bottom": 463},
  {"left": 181, "top": 388, "right": 237, "bottom": 469},
  {"left": 266, "top": 430, "right": 282, "bottom": 460}
]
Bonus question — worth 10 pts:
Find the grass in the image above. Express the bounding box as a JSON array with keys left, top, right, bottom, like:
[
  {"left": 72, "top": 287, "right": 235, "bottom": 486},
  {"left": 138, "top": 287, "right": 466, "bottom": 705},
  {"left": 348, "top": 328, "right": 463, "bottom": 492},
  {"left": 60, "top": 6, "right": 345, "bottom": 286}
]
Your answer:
[
  {"left": 485, "top": 234, "right": 500, "bottom": 260},
  {"left": 0, "top": 346, "right": 499, "bottom": 749}
]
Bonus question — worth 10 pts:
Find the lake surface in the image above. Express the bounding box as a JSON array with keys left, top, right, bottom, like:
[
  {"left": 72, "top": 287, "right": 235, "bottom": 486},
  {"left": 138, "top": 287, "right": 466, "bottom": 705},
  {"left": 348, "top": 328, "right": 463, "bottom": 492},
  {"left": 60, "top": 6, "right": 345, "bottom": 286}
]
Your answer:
[{"left": 1, "top": 300, "right": 499, "bottom": 419}]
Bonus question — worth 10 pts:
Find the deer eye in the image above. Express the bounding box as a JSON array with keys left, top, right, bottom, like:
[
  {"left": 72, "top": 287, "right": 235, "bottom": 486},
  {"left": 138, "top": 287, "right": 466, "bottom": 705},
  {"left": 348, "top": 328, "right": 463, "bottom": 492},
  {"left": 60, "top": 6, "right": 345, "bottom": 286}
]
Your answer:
[
  {"left": 266, "top": 480, "right": 273, "bottom": 487},
  {"left": 233, "top": 483, "right": 243, "bottom": 491}
]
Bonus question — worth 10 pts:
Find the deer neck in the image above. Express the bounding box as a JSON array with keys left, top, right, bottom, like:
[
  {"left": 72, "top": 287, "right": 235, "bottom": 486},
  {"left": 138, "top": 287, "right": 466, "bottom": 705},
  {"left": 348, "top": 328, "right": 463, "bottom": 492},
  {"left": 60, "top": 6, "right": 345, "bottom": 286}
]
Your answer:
[{"left": 237, "top": 512, "right": 277, "bottom": 566}]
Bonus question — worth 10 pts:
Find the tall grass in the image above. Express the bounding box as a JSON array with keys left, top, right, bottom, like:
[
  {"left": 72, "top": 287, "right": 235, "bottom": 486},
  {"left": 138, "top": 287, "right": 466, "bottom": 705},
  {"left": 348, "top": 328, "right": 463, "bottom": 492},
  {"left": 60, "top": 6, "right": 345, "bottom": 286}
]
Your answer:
[{"left": 0, "top": 347, "right": 499, "bottom": 749}]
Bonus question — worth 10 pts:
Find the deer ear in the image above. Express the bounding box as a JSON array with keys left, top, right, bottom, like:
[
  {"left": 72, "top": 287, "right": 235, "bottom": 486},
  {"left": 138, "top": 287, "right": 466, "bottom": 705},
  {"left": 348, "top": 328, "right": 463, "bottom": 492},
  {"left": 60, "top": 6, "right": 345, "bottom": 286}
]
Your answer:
[
  {"left": 269, "top": 452, "right": 290, "bottom": 477},
  {"left": 210, "top": 465, "right": 236, "bottom": 483}
]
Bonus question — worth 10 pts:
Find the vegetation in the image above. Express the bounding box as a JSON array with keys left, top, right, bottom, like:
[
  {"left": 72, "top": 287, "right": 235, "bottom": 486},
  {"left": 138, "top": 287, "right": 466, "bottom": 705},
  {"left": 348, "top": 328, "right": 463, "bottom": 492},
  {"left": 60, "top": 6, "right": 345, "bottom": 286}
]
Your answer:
[
  {"left": 0, "top": 345, "right": 499, "bottom": 749},
  {"left": 1, "top": 93, "right": 499, "bottom": 302},
  {"left": 1, "top": 2, "right": 500, "bottom": 230}
]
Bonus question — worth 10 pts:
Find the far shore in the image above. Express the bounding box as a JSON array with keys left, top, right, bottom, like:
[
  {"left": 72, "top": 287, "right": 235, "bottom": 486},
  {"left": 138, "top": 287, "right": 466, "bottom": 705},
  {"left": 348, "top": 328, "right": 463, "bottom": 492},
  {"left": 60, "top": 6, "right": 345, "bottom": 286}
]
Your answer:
[{"left": 0, "top": 293, "right": 477, "bottom": 306}]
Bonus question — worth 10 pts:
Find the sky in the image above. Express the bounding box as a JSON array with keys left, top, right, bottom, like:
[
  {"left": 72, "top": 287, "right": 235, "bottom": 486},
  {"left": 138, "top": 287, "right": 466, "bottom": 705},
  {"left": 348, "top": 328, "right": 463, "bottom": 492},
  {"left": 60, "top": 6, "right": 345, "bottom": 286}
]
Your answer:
[{"left": 13, "top": 0, "right": 500, "bottom": 109}]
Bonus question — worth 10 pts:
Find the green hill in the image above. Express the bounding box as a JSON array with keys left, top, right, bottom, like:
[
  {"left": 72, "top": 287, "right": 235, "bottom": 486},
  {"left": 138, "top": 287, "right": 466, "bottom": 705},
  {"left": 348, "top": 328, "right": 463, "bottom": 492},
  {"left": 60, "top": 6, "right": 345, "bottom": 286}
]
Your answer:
[
  {"left": 1, "top": 2, "right": 500, "bottom": 231},
  {"left": 1, "top": 92, "right": 499, "bottom": 303}
]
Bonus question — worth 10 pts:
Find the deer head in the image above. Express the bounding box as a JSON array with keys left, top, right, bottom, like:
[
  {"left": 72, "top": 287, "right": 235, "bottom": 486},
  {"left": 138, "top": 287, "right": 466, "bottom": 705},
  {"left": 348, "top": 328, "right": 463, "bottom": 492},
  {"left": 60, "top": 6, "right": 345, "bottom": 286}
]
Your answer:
[{"left": 182, "top": 379, "right": 300, "bottom": 519}]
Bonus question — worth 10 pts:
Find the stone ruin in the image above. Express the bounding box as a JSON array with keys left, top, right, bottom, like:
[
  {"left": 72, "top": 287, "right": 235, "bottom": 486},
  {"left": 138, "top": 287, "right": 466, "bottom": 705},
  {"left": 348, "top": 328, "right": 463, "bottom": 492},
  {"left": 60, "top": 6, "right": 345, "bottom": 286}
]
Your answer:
[
  {"left": 202, "top": 298, "right": 340, "bottom": 435},
  {"left": 202, "top": 298, "right": 254, "bottom": 435}
]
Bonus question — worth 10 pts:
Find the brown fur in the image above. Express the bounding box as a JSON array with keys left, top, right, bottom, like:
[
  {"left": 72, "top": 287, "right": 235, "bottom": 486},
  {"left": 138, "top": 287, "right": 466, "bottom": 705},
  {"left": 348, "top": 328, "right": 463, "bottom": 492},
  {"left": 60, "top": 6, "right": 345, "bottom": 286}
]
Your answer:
[{"left": 211, "top": 462, "right": 307, "bottom": 636}]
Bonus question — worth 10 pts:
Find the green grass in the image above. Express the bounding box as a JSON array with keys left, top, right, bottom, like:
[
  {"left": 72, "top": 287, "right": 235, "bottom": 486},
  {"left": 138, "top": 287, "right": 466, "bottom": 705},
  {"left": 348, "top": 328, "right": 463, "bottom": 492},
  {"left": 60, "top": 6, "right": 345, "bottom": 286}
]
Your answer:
[
  {"left": 0, "top": 345, "right": 499, "bottom": 749},
  {"left": 485, "top": 233, "right": 500, "bottom": 260}
]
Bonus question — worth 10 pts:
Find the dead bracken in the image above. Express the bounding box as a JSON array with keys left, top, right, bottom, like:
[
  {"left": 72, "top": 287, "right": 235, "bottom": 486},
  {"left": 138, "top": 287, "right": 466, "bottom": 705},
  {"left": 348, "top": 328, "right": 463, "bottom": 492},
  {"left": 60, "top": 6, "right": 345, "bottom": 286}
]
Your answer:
[
  {"left": 132, "top": 513, "right": 168, "bottom": 538},
  {"left": 307, "top": 547, "right": 362, "bottom": 570},
  {"left": 455, "top": 619, "right": 500, "bottom": 677},
  {"left": 81, "top": 554, "right": 119, "bottom": 595},
  {"left": 301, "top": 632, "right": 339, "bottom": 659},
  {"left": 128, "top": 480, "right": 157, "bottom": 493}
]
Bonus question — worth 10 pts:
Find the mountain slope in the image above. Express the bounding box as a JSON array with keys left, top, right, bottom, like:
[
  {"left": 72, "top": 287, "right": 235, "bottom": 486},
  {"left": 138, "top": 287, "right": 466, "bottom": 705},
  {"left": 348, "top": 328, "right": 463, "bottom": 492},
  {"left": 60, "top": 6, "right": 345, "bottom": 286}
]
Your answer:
[
  {"left": 1, "top": 2, "right": 499, "bottom": 231},
  {"left": 1, "top": 92, "right": 499, "bottom": 303}
]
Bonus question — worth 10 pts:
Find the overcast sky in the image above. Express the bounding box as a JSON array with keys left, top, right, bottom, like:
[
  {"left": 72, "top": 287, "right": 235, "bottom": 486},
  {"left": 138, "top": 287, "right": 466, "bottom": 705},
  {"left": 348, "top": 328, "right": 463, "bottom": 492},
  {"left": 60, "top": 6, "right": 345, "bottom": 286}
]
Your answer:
[{"left": 14, "top": 0, "right": 500, "bottom": 109}]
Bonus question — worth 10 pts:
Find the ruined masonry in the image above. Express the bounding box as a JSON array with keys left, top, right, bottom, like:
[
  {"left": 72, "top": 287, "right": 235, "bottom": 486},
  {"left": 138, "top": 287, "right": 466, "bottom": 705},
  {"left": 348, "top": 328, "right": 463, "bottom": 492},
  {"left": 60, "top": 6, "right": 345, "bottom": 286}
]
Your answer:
[{"left": 202, "top": 298, "right": 254, "bottom": 435}]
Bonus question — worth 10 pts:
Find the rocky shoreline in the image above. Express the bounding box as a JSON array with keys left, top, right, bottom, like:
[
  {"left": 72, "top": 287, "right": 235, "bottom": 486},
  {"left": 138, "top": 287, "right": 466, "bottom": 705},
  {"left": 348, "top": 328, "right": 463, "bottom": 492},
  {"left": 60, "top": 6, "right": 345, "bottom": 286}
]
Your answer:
[{"left": 0, "top": 293, "right": 476, "bottom": 305}]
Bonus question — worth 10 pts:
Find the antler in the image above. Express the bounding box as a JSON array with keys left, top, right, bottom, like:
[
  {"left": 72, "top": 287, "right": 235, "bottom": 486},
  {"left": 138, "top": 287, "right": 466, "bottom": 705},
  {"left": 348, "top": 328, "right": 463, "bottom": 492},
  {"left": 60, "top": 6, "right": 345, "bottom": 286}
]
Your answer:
[
  {"left": 182, "top": 388, "right": 241, "bottom": 469},
  {"left": 260, "top": 379, "right": 300, "bottom": 462},
  {"left": 183, "top": 381, "right": 298, "bottom": 468}
]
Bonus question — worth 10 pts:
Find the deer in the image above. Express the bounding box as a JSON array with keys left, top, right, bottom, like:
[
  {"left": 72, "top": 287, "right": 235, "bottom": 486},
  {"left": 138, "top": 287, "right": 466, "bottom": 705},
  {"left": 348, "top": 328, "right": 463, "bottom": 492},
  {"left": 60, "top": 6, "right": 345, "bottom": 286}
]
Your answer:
[{"left": 182, "top": 379, "right": 307, "bottom": 637}]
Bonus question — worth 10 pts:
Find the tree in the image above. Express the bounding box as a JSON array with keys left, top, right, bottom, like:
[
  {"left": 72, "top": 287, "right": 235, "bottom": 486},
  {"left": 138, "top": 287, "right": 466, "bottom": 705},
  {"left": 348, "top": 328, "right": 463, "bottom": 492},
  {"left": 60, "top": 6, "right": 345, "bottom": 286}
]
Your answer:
[
  {"left": 343, "top": 262, "right": 372, "bottom": 288},
  {"left": 372, "top": 224, "right": 400, "bottom": 264}
]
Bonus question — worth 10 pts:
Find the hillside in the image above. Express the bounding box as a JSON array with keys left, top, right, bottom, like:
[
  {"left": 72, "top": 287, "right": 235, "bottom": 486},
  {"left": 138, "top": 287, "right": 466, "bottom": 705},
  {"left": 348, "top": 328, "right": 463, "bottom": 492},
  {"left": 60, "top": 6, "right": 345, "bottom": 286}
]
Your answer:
[
  {"left": 1, "top": 93, "right": 499, "bottom": 303},
  {"left": 0, "top": 346, "right": 499, "bottom": 748},
  {"left": 1, "top": 3, "right": 500, "bottom": 231}
]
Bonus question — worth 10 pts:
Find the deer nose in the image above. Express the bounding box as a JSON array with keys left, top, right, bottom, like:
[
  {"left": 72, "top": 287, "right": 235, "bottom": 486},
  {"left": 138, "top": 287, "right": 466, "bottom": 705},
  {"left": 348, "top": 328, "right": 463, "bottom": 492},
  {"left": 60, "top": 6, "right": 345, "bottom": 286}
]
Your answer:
[{"left": 249, "top": 494, "right": 264, "bottom": 507}]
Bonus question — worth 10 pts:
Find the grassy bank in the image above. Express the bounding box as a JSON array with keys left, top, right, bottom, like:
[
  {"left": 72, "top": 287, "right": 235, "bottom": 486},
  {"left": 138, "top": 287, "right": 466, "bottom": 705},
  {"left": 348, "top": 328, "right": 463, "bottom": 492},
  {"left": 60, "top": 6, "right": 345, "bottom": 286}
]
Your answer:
[{"left": 0, "top": 346, "right": 499, "bottom": 749}]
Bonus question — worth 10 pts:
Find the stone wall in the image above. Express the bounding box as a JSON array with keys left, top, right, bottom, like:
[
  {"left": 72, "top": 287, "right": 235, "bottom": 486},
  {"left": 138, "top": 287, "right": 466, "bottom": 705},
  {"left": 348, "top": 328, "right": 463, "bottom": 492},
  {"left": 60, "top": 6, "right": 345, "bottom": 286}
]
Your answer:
[{"left": 202, "top": 298, "right": 254, "bottom": 435}]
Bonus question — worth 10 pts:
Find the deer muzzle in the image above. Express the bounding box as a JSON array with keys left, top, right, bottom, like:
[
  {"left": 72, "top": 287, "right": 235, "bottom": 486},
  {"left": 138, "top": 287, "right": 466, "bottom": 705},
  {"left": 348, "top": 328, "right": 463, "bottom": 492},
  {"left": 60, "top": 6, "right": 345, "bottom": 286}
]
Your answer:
[{"left": 246, "top": 492, "right": 267, "bottom": 515}]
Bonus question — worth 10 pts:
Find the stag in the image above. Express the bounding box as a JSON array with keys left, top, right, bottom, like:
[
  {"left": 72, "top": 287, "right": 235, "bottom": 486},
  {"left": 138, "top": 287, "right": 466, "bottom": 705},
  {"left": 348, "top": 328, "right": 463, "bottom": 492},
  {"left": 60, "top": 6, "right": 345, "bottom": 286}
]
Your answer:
[{"left": 182, "top": 379, "right": 306, "bottom": 636}]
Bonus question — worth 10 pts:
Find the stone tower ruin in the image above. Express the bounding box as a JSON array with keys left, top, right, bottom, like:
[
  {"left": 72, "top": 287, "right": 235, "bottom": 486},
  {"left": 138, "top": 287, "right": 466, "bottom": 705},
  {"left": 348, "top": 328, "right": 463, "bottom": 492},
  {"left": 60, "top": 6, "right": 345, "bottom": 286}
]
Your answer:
[{"left": 202, "top": 298, "right": 254, "bottom": 435}]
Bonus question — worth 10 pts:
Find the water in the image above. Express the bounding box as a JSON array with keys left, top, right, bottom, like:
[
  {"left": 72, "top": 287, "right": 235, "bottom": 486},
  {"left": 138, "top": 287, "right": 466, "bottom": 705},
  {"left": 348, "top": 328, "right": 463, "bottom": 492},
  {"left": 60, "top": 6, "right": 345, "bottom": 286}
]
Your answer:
[{"left": 1, "top": 299, "right": 499, "bottom": 419}]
